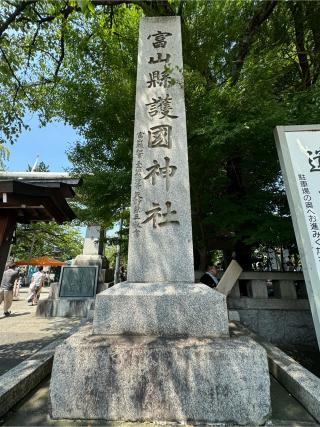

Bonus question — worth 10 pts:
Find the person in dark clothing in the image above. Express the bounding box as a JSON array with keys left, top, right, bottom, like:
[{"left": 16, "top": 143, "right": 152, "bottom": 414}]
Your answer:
[
  {"left": 200, "top": 265, "right": 219, "bottom": 289},
  {"left": 0, "top": 261, "right": 19, "bottom": 316}
]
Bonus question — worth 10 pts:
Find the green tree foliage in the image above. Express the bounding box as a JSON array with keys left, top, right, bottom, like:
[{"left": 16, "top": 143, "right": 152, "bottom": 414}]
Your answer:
[
  {"left": 27, "top": 160, "right": 50, "bottom": 172},
  {"left": 1, "top": 0, "right": 320, "bottom": 267},
  {"left": 11, "top": 221, "right": 83, "bottom": 261}
]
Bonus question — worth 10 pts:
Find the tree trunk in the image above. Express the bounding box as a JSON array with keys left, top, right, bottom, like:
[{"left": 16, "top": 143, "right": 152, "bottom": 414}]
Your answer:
[{"left": 289, "top": 2, "right": 312, "bottom": 88}]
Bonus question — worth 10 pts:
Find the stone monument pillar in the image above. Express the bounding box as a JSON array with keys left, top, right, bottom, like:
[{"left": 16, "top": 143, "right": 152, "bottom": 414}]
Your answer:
[
  {"left": 73, "top": 225, "right": 107, "bottom": 287},
  {"left": 50, "top": 17, "right": 271, "bottom": 425},
  {"left": 82, "top": 225, "right": 105, "bottom": 256},
  {"left": 126, "top": 16, "right": 194, "bottom": 283}
]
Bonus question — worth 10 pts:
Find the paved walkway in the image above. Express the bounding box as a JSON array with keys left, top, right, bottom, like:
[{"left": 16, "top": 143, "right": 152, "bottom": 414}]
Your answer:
[{"left": 0, "top": 288, "right": 80, "bottom": 376}]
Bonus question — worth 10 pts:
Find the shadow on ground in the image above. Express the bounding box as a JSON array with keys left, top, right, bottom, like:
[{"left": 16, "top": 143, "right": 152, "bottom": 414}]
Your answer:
[
  {"left": 0, "top": 312, "right": 31, "bottom": 319},
  {"left": 0, "top": 337, "right": 55, "bottom": 375}
]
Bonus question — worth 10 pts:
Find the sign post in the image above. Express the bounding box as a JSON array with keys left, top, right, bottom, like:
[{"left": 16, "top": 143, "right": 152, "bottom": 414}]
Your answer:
[{"left": 275, "top": 125, "right": 320, "bottom": 348}]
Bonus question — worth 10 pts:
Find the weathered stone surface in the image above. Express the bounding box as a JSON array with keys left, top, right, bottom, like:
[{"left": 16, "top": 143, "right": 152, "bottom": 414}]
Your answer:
[
  {"left": 247, "top": 280, "right": 268, "bottom": 299},
  {"left": 233, "top": 307, "right": 317, "bottom": 347},
  {"left": 93, "top": 282, "right": 229, "bottom": 337},
  {"left": 48, "top": 282, "right": 59, "bottom": 299},
  {"left": 228, "top": 310, "right": 240, "bottom": 321},
  {"left": 236, "top": 309, "right": 259, "bottom": 332},
  {"left": 0, "top": 337, "right": 64, "bottom": 417},
  {"left": 36, "top": 299, "right": 94, "bottom": 318},
  {"left": 274, "top": 279, "right": 297, "bottom": 299},
  {"left": 228, "top": 297, "right": 310, "bottom": 310},
  {"left": 127, "top": 16, "right": 194, "bottom": 283},
  {"left": 258, "top": 310, "right": 286, "bottom": 343},
  {"left": 73, "top": 254, "right": 107, "bottom": 270},
  {"left": 50, "top": 325, "right": 271, "bottom": 425},
  {"left": 231, "top": 321, "right": 320, "bottom": 424},
  {"left": 229, "top": 281, "right": 241, "bottom": 298},
  {"left": 82, "top": 225, "right": 104, "bottom": 255},
  {"left": 285, "top": 310, "right": 317, "bottom": 345}
]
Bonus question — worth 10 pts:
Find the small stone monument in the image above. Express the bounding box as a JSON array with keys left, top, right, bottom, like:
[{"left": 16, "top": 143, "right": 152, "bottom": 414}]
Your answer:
[
  {"left": 73, "top": 224, "right": 108, "bottom": 287},
  {"left": 50, "top": 17, "right": 270, "bottom": 424},
  {"left": 82, "top": 225, "right": 104, "bottom": 255},
  {"left": 36, "top": 225, "right": 106, "bottom": 317}
]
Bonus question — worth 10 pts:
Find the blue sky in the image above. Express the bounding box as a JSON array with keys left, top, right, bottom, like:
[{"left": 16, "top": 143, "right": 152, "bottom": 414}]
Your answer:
[
  {"left": 4, "top": 115, "right": 119, "bottom": 238},
  {"left": 3, "top": 115, "right": 88, "bottom": 237},
  {"left": 4, "top": 114, "right": 79, "bottom": 172}
]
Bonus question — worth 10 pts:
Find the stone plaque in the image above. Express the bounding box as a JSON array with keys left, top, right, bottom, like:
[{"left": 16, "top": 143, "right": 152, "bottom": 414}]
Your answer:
[
  {"left": 59, "top": 266, "right": 98, "bottom": 298},
  {"left": 127, "top": 16, "right": 194, "bottom": 283}
]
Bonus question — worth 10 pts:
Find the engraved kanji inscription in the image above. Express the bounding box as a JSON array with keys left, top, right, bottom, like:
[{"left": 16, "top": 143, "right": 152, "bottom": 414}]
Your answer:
[
  {"left": 132, "top": 132, "right": 145, "bottom": 237},
  {"left": 147, "top": 30, "right": 172, "bottom": 48},
  {"left": 148, "top": 53, "right": 171, "bottom": 64},
  {"left": 146, "top": 70, "right": 172, "bottom": 88},
  {"left": 159, "top": 201, "right": 179, "bottom": 227},
  {"left": 144, "top": 157, "right": 177, "bottom": 190},
  {"left": 141, "top": 202, "right": 161, "bottom": 228},
  {"left": 148, "top": 125, "right": 172, "bottom": 148},
  {"left": 146, "top": 94, "right": 178, "bottom": 119},
  {"left": 133, "top": 192, "right": 143, "bottom": 219},
  {"left": 142, "top": 201, "right": 180, "bottom": 228},
  {"left": 132, "top": 221, "right": 142, "bottom": 237}
]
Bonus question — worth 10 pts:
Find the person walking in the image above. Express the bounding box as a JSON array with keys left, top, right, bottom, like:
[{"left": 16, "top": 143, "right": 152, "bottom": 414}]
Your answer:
[
  {"left": 27, "top": 266, "right": 44, "bottom": 306},
  {"left": 0, "top": 261, "right": 19, "bottom": 316},
  {"left": 13, "top": 270, "right": 23, "bottom": 300}
]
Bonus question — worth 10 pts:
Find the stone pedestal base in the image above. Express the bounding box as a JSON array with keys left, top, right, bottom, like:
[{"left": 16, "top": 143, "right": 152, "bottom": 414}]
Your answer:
[
  {"left": 36, "top": 298, "right": 94, "bottom": 318},
  {"left": 50, "top": 325, "right": 270, "bottom": 425},
  {"left": 93, "top": 282, "right": 229, "bottom": 337}
]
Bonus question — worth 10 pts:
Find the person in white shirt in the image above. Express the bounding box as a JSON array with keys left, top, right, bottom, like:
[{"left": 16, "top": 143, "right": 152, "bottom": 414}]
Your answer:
[{"left": 27, "top": 266, "right": 44, "bottom": 306}]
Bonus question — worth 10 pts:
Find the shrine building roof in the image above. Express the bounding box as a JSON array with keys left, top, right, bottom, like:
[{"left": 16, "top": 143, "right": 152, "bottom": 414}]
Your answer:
[{"left": 0, "top": 172, "right": 81, "bottom": 224}]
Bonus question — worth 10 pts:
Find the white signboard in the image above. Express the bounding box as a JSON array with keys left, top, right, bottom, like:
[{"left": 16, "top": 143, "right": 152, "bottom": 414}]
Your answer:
[{"left": 275, "top": 125, "right": 320, "bottom": 347}]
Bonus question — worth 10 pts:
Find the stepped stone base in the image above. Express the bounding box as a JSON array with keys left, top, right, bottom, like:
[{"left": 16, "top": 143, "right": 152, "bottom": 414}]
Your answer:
[
  {"left": 50, "top": 325, "right": 271, "bottom": 425},
  {"left": 93, "top": 282, "right": 229, "bottom": 337}
]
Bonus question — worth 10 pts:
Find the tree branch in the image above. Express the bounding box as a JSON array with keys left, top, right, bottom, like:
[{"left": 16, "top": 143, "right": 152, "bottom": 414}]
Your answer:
[
  {"left": 288, "top": 2, "right": 311, "bottom": 88},
  {"left": 26, "top": 23, "right": 40, "bottom": 68},
  {"left": 0, "top": 45, "right": 39, "bottom": 106},
  {"left": 231, "top": 0, "right": 278, "bottom": 85},
  {"left": 53, "top": 31, "right": 65, "bottom": 80},
  {"left": 0, "top": 45, "right": 22, "bottom": 98},
  {"left": 0, "top": 0, "right": 36, "bottom": 37},
  {"left": 305, "top": 2, "right": 320, "bottom": 85},
  {"left": 91, "top": 0, "right": 175, "bottom": 16}
]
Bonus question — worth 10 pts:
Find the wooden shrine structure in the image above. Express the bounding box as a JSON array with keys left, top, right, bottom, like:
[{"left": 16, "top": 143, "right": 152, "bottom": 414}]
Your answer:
[{"left": 0, "top": 172, "right": 81, "bottom": 279}]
